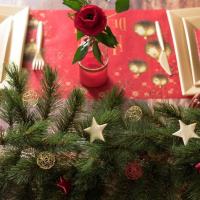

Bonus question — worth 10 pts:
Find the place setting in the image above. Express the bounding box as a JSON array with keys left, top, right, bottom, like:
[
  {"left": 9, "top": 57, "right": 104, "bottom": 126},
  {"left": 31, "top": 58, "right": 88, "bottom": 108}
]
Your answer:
[
  {"left": 0, "top": 4, "right": 29, "bottom": 88},
  {"left": 168, "top": 7, "right": 200, "bottom": 95}
]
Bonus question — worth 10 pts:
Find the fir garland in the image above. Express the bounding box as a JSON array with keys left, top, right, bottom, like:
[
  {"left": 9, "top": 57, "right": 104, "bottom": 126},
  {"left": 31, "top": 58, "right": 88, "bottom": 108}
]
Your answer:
[{"left": 0, "top": 65, "right": 200, "bottom": 200}]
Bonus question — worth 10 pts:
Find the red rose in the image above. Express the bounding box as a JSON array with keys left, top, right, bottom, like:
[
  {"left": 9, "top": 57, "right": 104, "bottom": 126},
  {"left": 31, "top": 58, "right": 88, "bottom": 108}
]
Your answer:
[{"left": 74, "top": 5, "right": 107, "bottom": 36}]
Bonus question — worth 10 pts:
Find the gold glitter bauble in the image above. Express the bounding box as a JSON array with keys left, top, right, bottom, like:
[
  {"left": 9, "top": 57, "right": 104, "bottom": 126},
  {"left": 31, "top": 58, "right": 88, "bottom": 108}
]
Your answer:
[
  {"left": 134, "top": 21, "right": 156, "bottom": 39},
  {"left": 129, "top": 60, "right": 148, "bottom": 76},
  {"left": 37, "top": 152, "right": 56, "bottom": 170},
  {"left": 22, "top": 89, "right": 39, "bottom": 106},
  {"left": 145, "top": 41, "right": 172, "bottom": 60},
  {"left": 125, "top": 106, "right": 143, "bottom": 121},
  {"left": 152, "top": 74, "right": 168, "bottom": 88}
]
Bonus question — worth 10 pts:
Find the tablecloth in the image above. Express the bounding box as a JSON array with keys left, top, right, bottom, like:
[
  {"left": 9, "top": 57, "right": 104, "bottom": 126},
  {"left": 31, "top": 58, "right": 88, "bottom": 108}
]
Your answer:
[{"left": 24, "top": 9, "right": 185, "bottom": 99}]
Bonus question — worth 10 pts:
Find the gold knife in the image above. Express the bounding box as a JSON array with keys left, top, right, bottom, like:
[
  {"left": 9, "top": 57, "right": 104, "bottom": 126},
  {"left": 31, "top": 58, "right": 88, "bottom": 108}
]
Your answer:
[{"left": 155, "top": 21, "right": 172, "bottom": 75}]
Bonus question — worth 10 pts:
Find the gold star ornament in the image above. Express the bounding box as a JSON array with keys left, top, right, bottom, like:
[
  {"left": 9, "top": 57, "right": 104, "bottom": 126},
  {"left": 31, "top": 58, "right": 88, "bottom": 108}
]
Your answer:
[
  {"left": 84, "top": 117, "right": 107, "bottom": 143},
  {"left": 172, "top": 120, "right": 200, "bottom": 146}
]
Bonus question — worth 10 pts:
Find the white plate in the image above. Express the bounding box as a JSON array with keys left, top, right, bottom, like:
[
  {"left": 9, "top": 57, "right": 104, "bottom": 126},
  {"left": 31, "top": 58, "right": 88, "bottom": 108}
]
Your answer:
[
  {"left": 167, "top": 7, "right": 200, "bottom": 96},
  {"left": 0, "top": 5, "right": 29, "bottom": 89},
  {"left": 182, "top": 16, "right": 200, "bottom": 86}
]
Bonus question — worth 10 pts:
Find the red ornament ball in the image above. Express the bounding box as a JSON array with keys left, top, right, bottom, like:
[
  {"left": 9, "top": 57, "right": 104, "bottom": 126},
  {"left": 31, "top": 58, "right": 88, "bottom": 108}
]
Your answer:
[
  {"left": 195, "top": 162, "right": 200, "bottom": 173},
  {"left": 57, "top": 176, "right": 71, "bottom": 194},
  {"left": 125, "top": 161, "right": 143, "bottom": 180}
]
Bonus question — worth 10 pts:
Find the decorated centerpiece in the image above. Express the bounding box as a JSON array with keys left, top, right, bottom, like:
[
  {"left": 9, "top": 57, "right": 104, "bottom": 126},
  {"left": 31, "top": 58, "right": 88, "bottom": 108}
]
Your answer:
[
  {"left": 63, "top": 0, "right": 129, "bottom": 87},
  {"left": 1, "top": 65, "right": 200, "bottom": 199}
]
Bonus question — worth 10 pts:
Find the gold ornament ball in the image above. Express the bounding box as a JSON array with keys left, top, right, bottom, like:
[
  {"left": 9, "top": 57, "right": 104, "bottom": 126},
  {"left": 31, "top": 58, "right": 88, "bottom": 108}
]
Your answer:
[
  {"left": 129, "top": 60, "right": 148, "bottom": 76},
  {"left": 37, "top": 152, "right": 56, "bottom": 170},
  {"left": 22, "top": 89, "right": 39, "bottom": 106},
  {"left": 134, "top": 21, "right": 156, "bottom": 39},
  {"left": 125, "top": 106, "right": 143, "bottom": 121},
  {"left": 152, "top": 74, "right": 168, "bottom": 88},
  {"left": 145, "top": 41, "right": 172, "bottom": 60}
]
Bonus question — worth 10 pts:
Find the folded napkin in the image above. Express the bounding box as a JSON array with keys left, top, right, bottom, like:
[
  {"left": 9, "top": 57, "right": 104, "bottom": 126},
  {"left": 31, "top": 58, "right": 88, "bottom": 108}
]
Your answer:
[{"left": 0, "top": 16, "right": 12, "bottom": 82}]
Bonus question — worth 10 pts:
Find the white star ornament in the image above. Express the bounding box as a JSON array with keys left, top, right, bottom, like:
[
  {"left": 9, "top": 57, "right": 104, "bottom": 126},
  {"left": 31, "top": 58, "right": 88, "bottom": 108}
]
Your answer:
[
  {"left": 172, "top": 120, "right": 200, "bottom": 146},
  {"left": 84, "top": 117, "right": 107, "bottom": 143}
]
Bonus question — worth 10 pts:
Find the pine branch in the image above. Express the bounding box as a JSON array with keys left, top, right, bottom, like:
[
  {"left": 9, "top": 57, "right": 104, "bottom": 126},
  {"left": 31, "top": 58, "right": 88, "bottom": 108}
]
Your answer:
[
  {"left": 88, "top": 87, "right": 124, "bottom": 127},
  {"left": 55, "top": 88, "right": 85, "bottom": 133},
  {"left": 173, "top": 141, "right": 200, "bottom": 165},
  {"left": 5, "top": 121, "right": 47, "bottom": 148},
  {"left": 7, "top": 158, "right": 36, "bottom": 184},
  {"left": 43, "top": 132, "right": 83, "bottom": 152},
  {"left": 131, "top": 101, "right": 166, "bottom": 128},
  {"left": 14, "top": 184, "right": 36, "bottom": 200},
  {"left": 0, "top": 90, "right": 15, "bottom": 126},
  {"left": 154, "top": 102, "right": 183, "bottom": 120},
  {"left": 185, "top": 178, "right": 200, "bottom": 200},
  {"left": 3, "top": 65, "right": 200, "bottom": 199},
  {"left": 6, "top": 63, "right": 28, "bottom": 95},
  {"left": 0, "top": 89, "right": 32, "bottom": 125},
  {"left": 183, "top": 107, "right": 200, "bottom": 124},
  {"left": 95, "top": 86, "right": 124, "bottom": 111},
  {"left": 37, "top": 66, "right": 59, "bottom": 120},
  {"left": 0, "top": 150, "right": 21, "bottom": 195},
  {"left": 0, "top": 65, "right": 29, "bottom": 126}
]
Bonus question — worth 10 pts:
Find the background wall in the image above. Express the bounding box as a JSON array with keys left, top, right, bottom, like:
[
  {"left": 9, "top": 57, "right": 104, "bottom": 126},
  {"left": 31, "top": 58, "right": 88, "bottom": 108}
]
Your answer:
[{"left": 0, "top": 0, "right": 200, "bottom": 9}]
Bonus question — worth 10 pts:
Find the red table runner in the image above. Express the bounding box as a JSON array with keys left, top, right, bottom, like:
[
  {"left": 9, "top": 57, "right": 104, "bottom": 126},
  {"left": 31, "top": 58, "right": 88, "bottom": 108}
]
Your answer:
[{"left": 24, "top": 9, "right": 184, "bottom": 99}]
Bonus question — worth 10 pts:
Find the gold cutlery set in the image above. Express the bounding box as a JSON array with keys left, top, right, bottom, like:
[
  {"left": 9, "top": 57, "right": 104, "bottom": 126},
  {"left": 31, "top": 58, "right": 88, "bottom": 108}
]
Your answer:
[{"left": 0, "top": 5, "right": 44, "bottom": 88}]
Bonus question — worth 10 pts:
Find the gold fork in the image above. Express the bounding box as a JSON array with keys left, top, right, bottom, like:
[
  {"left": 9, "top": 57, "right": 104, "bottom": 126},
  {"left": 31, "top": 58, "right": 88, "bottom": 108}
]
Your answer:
[{"left": 32, "top": 21, "right": 45, "bottom": 70}]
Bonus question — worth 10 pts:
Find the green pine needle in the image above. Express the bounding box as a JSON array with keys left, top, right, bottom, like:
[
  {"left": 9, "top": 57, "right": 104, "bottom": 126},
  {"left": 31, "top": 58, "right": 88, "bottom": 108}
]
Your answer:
[
  {"left": 37, "top": 66, "right": 60, "bottom": 120},
  {"left": 1, "top": 65, "right": 200, "bottom": 199},
  {"left": 55, "top": 88, "right": 85, "bottom": 133}
]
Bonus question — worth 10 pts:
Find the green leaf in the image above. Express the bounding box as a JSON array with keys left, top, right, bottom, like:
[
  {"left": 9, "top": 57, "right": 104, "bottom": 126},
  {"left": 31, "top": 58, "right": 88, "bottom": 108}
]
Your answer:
[
  {"left": 77, "top": 30, "right": 85, "bottom": 40},
  {"left": 93, "top": 42, "right": 102, "bottom": 64},
  {"left": 106, "top": 26, "right": 116, "bottom": 37},
  {"left": 96, "top": 26, "right": 118, "bottom": 48},
  {"left": 115, "top": 0, "right": 129, "bottom": 13},
  {"left": 105, "top": 26, "right": 118, "bottom": 46},
  {"left": 72, "top": 41, "right": 89, "bottom": 64},
  {"left": 63, "top": 0, "right": 82, "bottom": 11}
]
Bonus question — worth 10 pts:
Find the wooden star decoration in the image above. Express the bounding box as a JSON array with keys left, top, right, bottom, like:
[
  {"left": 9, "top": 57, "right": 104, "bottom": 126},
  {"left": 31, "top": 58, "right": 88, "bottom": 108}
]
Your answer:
[
  {"left": 172, "top": 120, "right": 200, "bottom": 146},
  {"left": 84, "top": 117, "right": 107, "bottom": 143}
]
